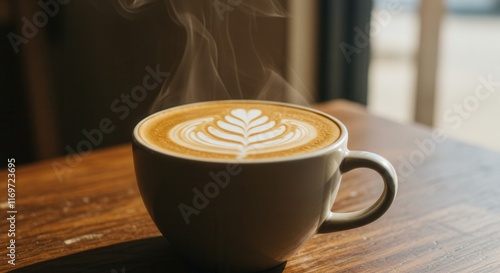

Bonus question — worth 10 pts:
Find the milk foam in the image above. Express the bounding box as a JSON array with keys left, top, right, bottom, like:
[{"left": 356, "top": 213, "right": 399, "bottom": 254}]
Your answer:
[
  {"left": 169, "top": 108, "right": 317, "bottom": 159},
  {"left": 138, "top": 101, "right": 341, "bottom": 160}
]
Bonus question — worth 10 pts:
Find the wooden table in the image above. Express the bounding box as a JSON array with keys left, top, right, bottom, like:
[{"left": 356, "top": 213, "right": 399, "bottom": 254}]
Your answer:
[{"left": 2, "top": 100, "right": 500, "bottom": 272}]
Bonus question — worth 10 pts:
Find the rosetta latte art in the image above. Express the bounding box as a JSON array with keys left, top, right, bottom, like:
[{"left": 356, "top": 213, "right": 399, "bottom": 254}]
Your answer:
[{"left": 169, "top": 108, "right": 317, "bottom": 159}]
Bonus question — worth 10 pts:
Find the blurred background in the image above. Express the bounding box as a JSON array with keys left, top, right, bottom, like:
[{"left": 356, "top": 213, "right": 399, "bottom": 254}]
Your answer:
[
  {"left": 1, "top": 0, "right": 500, "bottom": 166},
  {"left": 369, "top": 0, "right": 500, "bottom": 152}
]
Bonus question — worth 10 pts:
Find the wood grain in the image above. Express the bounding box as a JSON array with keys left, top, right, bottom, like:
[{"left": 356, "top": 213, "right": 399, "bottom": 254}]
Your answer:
[{"left": 2, "top": 100, "right": 500, "bottom": 272}]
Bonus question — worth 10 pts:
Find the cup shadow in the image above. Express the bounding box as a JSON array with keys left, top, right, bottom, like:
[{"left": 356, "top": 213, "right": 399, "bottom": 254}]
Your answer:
[{"left": 11, "top": 236, "right": 286, "bottom": 273}]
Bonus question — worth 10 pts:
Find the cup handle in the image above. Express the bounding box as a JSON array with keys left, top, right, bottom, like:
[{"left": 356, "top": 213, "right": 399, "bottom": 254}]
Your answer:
[{"left": 318, "top": 150, "right": 398, "bottom": 233}]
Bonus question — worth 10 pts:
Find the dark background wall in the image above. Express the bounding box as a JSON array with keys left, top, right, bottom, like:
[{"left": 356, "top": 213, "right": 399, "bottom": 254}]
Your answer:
[{"left": 51, "top": 1, "right": 179, "bottom": 161}]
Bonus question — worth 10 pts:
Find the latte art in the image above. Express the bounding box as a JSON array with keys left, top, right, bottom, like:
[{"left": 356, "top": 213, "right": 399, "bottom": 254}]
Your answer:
[
  {"left": 138, "top": 101, "right": 341, "bottom": 160},
  {"left": 169, "top": 108, "right": 317, "bottom": 159}
]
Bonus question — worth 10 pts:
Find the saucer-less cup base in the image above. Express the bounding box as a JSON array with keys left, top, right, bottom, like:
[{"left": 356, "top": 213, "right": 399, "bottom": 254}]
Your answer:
[{"left": 132, "top": 102, "right": 397, "bottom": 272}]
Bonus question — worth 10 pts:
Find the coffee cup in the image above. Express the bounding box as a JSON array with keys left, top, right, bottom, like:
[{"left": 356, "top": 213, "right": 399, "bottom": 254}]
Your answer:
[{"left": 132, "top": 100, "right": 397, "bottom": 272}]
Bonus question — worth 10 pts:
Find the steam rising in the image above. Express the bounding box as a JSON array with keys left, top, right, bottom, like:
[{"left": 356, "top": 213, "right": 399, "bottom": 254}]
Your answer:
[
  {"left": 115, "top": 0, "right": 158, "bottom": 17},
  {"left": 117, "top": 0, "right": 310, "bottom": 113}
]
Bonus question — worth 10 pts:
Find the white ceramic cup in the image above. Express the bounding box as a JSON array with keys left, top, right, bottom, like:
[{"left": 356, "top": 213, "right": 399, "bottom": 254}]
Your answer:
[{"left": 132, "top": 100, "right": 398, "bottom": 272}]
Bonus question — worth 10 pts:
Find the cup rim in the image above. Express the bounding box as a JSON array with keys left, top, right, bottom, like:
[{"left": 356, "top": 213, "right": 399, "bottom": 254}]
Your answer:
[{"left": 133, "top": 100, "right": 348, "bottom": 164}]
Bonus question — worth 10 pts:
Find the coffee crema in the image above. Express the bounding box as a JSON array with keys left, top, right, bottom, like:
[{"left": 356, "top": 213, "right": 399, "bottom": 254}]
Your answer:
[{"left": 138, "top": 101, "right": 341, "bottom": 160}]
